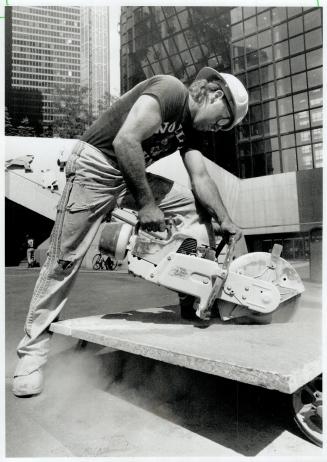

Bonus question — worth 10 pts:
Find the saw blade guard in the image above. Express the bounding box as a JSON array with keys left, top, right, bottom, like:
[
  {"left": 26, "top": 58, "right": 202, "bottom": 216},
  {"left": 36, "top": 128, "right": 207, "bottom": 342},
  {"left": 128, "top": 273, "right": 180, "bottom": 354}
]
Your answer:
[{"left": 229, "top": 251, "right": 305, "bottom": 304}]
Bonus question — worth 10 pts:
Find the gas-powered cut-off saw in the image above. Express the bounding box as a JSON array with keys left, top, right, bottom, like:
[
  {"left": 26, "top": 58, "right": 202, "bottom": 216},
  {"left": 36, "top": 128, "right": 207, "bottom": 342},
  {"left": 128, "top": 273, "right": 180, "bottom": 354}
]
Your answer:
[{"left": 99, "top": 216, "right": 305, "bottom": 321}]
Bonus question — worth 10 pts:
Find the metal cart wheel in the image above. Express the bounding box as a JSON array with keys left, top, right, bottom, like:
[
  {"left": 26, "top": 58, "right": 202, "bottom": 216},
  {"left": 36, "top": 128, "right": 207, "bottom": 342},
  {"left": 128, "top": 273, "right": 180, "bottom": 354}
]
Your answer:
[{"left": 292, "top": 375, "right": 323, "bottom": 447}]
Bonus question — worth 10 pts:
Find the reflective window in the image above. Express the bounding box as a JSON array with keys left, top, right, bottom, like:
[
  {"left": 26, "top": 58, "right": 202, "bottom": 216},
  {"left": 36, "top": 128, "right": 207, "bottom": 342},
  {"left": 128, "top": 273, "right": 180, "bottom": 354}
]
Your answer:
[
  {"left": 237, "top": 73, "right": 247, "bottom": 87},
  {"left": 312, "top": 128, "right": 322, "bottom": 142},
  {"left": 239, "top": 142, "right": 251, "bottom": 156},
  {"left": 232, "top": 22, "right": 244, "bottom": 39},
  {"left": 263, "top": 100, "right": 276, "bottom": 119},
  {"left": 259, "top": 29, "right": 272, "bottom": 48},
  {"left": 308, "top": 68, "right": 322, "bottom": 88},
  {"left": 248, "top": 69, "right": 259, "bottom": 86},
  {"left": 277, "top": 77, "right": 291, "bottom": 96},
  {"left": 234, "top": 56, "right": 245, "bottom": 72},
  {"left": 269, "top": 137, "right": 280, "bottom": 151},
  {"left": 281, "top": 133, "right": 295, "bottom": 149},
  {"left": 304, "top": 9, "right": 322, "bottom": 31},
  {"left": 259, "top": 46, "right": 273, "bottom": 64},
  {"left": 292, "top": 73, "right": 307, "bottom": 92},
  {"left": 264, "top": 118, "right": 277, "bottom": 135},
  {"left": 238, "top": 124, "right": 250, "bottom": 140},
  {"left": 177, "top": 10, "right": 189, "bottom": 28},
  {"left": 309, "top": 88, "right": 323, "bottom": 107},
  {"left": 151, "top": 61, "right": 162, "bottom": 74},
  {"left": 247, "top": 51, "right": 259, "bottom": 68},
  {"left": 273, "top": 23, "right": 288, "bottom": 43},
  {"left": 305, "top": 29, "right": 323, "bottom": 49},
  {"left": 250, "top": 104, "right": 262, "bottom": 123},
  {"left": 164, "top": 38, "right": 177, "bottom": 54},
  {"left": 294, "top": 111, "right": 310, "bottom": 130},
  {"left": 270, "top": 151, "right": 282, "bottom": 174},
  {"left": 243, "top": 7, "right": 256, "bottom": 19},
  {"left": 252, "top": 140, "right": 265, "bottom": 154},
  {"left": 287, "top": 8, "right": 303, "bottom": 18},
  {"left": 297, "top": 145, "right": 313, "bottom": 170},
  {"left": 186, "top": 64, "right": 196, "bottom": 79},
  {"left": 260, "top": 64, "right": 274, "bottom": 83},
  {"left": 310, "top": 107, "right": 323, "bottom": 127},
  {"left": 290, "top": 35, "right": 304, "bottom": 54},
  {"left": 282, "top": 148, "right": 297, "bottom": 172},
  {"left": 293, "top": 92, "right": 309, "bottom": 112},
  {"left": 190, "top": 45, "right": 204, "bottom": 63},
  {"left": 244, "top": 17, "right": 257, "bottom": 35},
  {"left": 275, "top": 59, "right": 290, "bottom": 79},
  {"left": 272, "top": 8, "right": 287, "bottom": 25},
  {"left": 251, "top": 122, "right": 264, "bottom": 137},
  {"left": 274, "top": 41, "right": 289, "bottom": 60},
  {"left": 245, "top": 34, "right": 258, "bottom": 51},
  {"left": 258, "top": 11, "right": 271, "bottom": 30},
  {"left": 279, "top": 114, "right": 294, "bottom": 133},
  {"left": 306, "top": 49, "right": 322, "bottom": 69},
  {"left": 262, "top": 82, "right": 276, "bottom": 100},
  {"left": 278, "top": 96, "right": 293, "bottom": 115},
  {"left": 181, "top": 49, "right": 192, "bottom": 65},
  {"left": 240, "top": 157, "right": 253, "bottom": 178},
  {"left": 253, "top": 154, "right": 267, "bottom": 177},
  {"left": 232, "top": 40, "right": 244, "bottom": 57},
  {"left": 291, "top": 54, "right": 306, "bottom": 74},
  {"left": 296, "top": 130, "right": 311, "bottom": 145},
  {"left": 288, "top": 17, "right": 303, "bottom": 37},
  {"left": 161, "top": 59, "right": 170, "bottom": 73},
  {"left": 174, "top": 33, "right": 187, "bottom": 51},
  {"left": 231, "top": 7, "right": 242, "bottom": 24},
  {"left": 249, "top": 87, "right": 261, "bottom": 103},
  {"left": 313, "top": 143, "right": 323, "bottom": 167}
]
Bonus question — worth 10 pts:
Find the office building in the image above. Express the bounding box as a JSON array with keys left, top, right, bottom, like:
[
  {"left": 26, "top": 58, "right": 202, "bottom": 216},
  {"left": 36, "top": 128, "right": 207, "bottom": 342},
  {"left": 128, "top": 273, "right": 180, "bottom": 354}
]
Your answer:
[
  {"left": 6, "top": 6, "right": 81, "bottom": 129},
  {"left": 80, "top": 7, "right": 111, "bottom": 118}
]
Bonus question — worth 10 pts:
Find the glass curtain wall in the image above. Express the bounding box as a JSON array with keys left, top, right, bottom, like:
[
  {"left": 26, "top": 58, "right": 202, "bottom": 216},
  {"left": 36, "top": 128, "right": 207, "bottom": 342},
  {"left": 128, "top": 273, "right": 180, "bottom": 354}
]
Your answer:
[
  {"left": 232, "top": 6, "right": 322, "bottom": 177},
  {"left": 121, "top": 6, "right": 322, "bottom": 178}
]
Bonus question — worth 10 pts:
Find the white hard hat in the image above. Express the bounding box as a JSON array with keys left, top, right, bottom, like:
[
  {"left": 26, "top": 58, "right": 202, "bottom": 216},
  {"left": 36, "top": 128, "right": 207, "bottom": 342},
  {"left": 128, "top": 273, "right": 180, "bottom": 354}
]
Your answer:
[{"left": 195, "top": 67, "right": 249, "bottom": 130}]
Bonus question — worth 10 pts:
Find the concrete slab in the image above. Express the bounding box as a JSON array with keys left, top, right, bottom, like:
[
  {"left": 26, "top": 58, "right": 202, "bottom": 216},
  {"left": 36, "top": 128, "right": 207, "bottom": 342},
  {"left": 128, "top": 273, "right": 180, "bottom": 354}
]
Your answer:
[{"left": 50, "top": 286, "right": 321, "bottom": 395}]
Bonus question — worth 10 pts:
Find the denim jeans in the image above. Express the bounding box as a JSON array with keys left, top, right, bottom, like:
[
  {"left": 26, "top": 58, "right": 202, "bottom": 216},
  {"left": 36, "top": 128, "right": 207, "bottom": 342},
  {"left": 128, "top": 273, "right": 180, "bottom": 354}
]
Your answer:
[{"left": 15, "top": 140, "right": 215, "bottom": 376}]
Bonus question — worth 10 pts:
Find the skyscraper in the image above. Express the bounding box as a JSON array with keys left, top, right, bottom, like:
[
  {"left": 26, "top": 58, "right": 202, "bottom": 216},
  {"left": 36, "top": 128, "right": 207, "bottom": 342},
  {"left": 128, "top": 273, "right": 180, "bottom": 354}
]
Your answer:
[
  {"left": 6, "top": 6, "right": 81, "bottom": 130},
  {"left": 80, "top": 7, "right": 110, "bottom": 118}
]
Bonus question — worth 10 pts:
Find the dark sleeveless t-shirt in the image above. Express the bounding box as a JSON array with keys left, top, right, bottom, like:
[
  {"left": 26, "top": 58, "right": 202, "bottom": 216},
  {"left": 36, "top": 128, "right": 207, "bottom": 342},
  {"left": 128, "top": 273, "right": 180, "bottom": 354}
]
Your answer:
[{"left": 81, "top": 75, "right": 194, "bottom": 168}]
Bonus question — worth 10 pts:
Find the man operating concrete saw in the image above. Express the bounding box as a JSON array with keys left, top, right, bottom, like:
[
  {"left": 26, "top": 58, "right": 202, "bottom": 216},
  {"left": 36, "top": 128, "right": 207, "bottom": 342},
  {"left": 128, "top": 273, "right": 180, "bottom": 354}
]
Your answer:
[{"left": 13, "top": 67, "right": 248, "bottom": 397}]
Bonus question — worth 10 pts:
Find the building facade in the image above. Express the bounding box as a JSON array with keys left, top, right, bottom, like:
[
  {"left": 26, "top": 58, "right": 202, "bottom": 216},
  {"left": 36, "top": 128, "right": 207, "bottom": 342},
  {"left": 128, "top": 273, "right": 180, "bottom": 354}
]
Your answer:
[
  {"left": 120, "top": 6, "right": 322, "bottom": 264},
  {"left": 6, "top": 6, "right": 81, "bottom": 129},
  {"left": 80, "top": 7, "right": 111, "bottom": 118},
  {"left": 120, "top": 6, "right": 322, "bottom": 178},
  {"left": 231, "top": 7, "right": 322, "bottom": 178}
]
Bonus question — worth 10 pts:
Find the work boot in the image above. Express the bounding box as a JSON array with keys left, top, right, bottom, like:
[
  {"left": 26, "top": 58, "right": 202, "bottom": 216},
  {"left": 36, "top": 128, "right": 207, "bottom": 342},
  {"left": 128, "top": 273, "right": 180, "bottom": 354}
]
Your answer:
[
  {"left": 12, "top": 369, "right": 44, "bottom": 397},
  {"left": 179, "top": 293, "right": 198, "bottom": 320}
]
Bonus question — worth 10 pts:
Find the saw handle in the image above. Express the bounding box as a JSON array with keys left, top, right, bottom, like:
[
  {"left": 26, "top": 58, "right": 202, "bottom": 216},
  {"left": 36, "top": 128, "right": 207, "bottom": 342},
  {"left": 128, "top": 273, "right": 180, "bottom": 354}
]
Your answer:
[
  {"left": 215, "top": 238, "right": 236, "bottom": 271},
  {"left": 134, "top": 218, "right": 177, "bottom": 241}
]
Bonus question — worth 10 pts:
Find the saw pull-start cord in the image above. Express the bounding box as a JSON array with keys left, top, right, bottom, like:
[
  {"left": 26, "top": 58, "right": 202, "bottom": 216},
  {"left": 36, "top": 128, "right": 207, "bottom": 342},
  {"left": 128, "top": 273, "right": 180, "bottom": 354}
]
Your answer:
[{"left": 196, "top": 239, "right": 235, "bottom": 320}]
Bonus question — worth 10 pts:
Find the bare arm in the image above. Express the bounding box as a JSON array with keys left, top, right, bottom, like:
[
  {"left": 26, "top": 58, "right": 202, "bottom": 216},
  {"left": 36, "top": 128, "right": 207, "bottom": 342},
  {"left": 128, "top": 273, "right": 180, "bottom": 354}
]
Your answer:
[
  {"left": 182, "top": 149, "right": 242, "bottom": 243},
  {"left": 113, "top": 95, "right": 165, "bottom": 231}
]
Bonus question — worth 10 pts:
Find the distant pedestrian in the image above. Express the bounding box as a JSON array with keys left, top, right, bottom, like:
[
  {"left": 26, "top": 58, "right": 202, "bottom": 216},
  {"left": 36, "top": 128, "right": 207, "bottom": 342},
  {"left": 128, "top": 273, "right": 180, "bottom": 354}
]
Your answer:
[{"left": 26, "top": 235, "right": 35, "bottom": 268}]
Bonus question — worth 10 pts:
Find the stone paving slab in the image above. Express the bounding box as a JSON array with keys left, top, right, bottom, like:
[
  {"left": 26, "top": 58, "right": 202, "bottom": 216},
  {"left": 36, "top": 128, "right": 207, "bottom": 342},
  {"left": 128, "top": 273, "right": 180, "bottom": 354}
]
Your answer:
[{"left": 50, "top": 295, "right": 321, "bottom": 394}]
